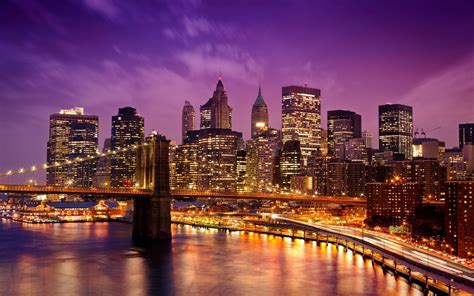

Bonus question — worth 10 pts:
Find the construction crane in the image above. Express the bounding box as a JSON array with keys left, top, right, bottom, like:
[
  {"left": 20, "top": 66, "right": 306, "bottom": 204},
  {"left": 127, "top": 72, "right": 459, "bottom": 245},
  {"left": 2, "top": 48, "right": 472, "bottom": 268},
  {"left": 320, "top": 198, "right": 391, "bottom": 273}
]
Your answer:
[{"left": 414, "top": 127, "right": 441, "bottom": 138}]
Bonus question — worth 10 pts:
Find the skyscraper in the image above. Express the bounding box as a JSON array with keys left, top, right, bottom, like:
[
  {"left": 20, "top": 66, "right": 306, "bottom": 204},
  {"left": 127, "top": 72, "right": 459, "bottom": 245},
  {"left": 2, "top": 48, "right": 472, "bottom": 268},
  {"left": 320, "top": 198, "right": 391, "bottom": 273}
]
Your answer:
[
  {"left": 379, "top": 104, "right": 413, "bottom": 159},
  {"left": 110, "top": 107, "right": 144, "bottom": 187},
  {"left": 182, "top": 101, "right": 195, "bottom": 143},
  {"left": 251, "top": 85, "right": 269, "bottom": 138},
  {"left": 197, "top": 128, "right": 241, "bottom": 192},
  {"left": 459, "top": 123, "right": 474, "bottom": 149},
  {"left": 282, "top": 85, "right": 321, "bottom": 165},
  {"left": 200, "top": 79, "right": 232, "bottom": 130},
  {"left": 246, "top": 129, "right": 280, "bottom": 192},
  {"left": 47, "top": 107, "right": 99, "bottom": 187},
  {"left": 327, "top": 110, "right": 362, "bottom": 157}
]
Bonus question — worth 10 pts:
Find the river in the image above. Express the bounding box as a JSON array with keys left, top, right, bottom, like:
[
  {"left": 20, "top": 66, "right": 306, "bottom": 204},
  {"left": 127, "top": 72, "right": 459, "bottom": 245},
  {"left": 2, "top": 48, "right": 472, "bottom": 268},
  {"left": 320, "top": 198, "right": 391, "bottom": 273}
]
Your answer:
[{"left": 0, "top": 219, "right": 423, "bottom": 295}]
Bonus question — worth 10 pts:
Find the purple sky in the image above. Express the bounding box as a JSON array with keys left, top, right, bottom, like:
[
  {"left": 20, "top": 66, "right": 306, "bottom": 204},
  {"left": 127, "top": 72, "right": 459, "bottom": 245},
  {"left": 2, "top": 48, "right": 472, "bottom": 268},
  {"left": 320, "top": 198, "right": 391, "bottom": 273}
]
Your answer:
[{"left": 0, "top": 0, "right": 473, "bottom": 182}]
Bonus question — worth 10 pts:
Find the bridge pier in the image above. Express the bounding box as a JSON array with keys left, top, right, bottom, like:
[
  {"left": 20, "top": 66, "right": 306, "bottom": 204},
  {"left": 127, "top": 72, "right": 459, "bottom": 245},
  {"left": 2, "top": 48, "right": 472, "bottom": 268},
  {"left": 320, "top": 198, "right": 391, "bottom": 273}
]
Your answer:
[{"left": 133, "top": 134, "right": 172, "bottom": 241}]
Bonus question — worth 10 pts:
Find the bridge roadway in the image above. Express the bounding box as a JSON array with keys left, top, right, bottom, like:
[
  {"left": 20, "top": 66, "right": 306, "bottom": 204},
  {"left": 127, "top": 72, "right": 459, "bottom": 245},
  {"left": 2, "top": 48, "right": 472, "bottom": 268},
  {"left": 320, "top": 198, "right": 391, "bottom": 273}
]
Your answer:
[
  {"left": 0, "top": 185, "right": 366, "bottom": 205},
  {"left": 268, "top": 216, "right": 474, "bottom": 293}
]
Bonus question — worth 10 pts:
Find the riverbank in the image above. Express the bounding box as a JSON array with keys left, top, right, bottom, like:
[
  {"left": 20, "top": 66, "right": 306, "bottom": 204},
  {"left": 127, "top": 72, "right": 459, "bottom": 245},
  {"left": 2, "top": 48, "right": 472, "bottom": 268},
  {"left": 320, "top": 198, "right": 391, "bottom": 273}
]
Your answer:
[{"left": 172, "top": 219, "right": 471, "bottom": 296}]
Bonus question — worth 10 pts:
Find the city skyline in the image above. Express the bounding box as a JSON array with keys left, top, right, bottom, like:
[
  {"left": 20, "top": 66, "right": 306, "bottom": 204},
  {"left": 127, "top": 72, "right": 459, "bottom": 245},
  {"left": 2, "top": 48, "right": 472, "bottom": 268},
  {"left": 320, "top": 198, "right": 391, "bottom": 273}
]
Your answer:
[{"left": 1, "top": 0, "right": 473, "bottom": 175}]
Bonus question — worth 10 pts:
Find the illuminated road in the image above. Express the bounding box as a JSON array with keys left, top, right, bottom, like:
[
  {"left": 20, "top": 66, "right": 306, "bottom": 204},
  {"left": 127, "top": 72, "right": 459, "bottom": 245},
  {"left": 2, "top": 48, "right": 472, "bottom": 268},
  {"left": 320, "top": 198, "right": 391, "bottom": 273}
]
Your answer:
[{"left": 273, "top": 216, "right": 474, "bottom": 292}]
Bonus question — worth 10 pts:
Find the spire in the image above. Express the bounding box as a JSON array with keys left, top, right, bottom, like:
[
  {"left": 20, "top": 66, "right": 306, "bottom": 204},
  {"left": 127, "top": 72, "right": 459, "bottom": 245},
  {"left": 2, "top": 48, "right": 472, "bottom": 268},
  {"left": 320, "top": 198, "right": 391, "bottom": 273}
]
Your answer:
[
  {"left": 254, "top": 84, "right": 266, "bottom": 106},
  {"left": 216, "top": 77, "right": 224, "bottom": 92}
]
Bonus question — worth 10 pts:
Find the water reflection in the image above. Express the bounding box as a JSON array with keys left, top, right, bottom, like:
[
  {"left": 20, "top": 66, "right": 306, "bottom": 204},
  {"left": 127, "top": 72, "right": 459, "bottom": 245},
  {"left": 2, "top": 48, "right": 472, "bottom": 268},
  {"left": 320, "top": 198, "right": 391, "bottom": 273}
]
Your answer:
[{"left": 0, "top": 220, "right": 423, "bottom": 295}]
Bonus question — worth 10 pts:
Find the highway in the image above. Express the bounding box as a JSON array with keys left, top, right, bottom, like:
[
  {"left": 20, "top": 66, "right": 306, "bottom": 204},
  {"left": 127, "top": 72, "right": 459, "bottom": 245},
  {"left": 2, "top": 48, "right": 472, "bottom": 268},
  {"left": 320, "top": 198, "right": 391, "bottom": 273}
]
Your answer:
[{"left": 274, "top": 216, "right": 474, "bottom": 291}]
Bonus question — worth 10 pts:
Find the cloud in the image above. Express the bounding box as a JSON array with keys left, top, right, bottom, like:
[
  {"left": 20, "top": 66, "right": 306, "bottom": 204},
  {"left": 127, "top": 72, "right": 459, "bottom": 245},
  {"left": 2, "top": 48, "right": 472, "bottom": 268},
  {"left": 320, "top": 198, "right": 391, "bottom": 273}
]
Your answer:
[
  {"left": 176, "top": 43, "right": 263, "bottom": 83},
  {"left": 183, "top": 16, "right": 212, "bottom": 37},
  {"left": 400, "top": 54, "right": 474, "bottom": 147},
  {"left": 82, "top": 0, "right": 120, "bottom": 20}
]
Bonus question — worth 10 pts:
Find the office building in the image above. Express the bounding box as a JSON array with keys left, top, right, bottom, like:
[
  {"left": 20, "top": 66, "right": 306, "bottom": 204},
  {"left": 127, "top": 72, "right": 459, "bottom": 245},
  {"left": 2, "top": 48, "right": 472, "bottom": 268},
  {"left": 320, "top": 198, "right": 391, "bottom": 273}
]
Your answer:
[
  {"left": 282, "top": 85, "right": 321, "bottom": 165},
  {"left": 47, "top": 107, "right": 98, "bottom": 187},
  {"left": 280, "top": 140, "right": 302, "bottom": 189},
  {"left": 362, "top": 130, "right": 373, "bottom": 149},
  {"left": 344, "top": 138, "right": 368, "bottom": 164},
  {"left": 200, "top": 79, "right": 233, "bottom": 130},
  {"left": 379, "top": 104, "right": 413, "bottom": 159},
  {"left": 459, "top": 123, "right": 474, "bottom": 149},
  {"left": 251, "top": 85, "right": 269, "bottom": 138},
  {"left": 327, "top": 110, "right": 362, "bottom": 157},
  {"left": 412, "top": 138, "right": 445, "bottom": 159},
  {"left": 93, "top": 138, "right": 111, "bottom": 188},
  {"left": 182, "top": 101, "right": 195, "bottom": 143},
  {"left": 445, "top": 181, "right": 474, "bottom": 258},
  {"left": 197, "top": 128, "right": 241, "bottom": 192},
  {"left": 236, "top": 150, "right": 247, "bottom": 193},
  {"left": 173, "top": 142, "right": 199, "bottom": 190},
  {"left": 246, "top": 129, "right": 280, "bottom": 192},
  {"left": 110, "top": 107, "right": 144, "bottom": 187},
  {"left": 366, "top": 177, "right": 422, "bottom": 225}
]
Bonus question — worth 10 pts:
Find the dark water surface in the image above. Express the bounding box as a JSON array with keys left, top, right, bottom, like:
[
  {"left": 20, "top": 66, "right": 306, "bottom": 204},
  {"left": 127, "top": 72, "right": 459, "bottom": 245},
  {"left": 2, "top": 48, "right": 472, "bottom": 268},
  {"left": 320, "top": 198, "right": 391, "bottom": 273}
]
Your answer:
[{"left": 0, "top": 220, "right": 423, "bottom": 295}]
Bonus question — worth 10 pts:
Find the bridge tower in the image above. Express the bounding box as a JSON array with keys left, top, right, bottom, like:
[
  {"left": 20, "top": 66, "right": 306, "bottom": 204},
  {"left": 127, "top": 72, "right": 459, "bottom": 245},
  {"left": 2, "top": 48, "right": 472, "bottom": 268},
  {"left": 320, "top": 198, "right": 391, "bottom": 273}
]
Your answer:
[{"left": 133, "top": 133, "right": 171, "bottom": 240}]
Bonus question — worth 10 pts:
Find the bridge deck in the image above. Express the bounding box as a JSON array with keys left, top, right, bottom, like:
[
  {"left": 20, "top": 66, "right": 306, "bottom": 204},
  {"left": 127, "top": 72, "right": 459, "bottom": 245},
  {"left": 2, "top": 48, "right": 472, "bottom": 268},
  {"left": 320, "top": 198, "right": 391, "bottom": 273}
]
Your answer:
[{"left": 0, "top": 184, "right": 366, "bottom": 204}]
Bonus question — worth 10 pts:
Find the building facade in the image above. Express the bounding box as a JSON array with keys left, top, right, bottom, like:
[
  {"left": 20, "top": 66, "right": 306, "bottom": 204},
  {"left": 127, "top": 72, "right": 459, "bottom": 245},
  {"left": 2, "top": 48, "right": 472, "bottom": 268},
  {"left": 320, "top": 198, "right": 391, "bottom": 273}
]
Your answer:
[
  {"left": 110, "top": 107, "right": 144, "bottom": 188},
  {"left": 379, "top": 104, "right": 413, "bottom": 160},
  {"left": 327, "top": 110, "right": 362, "bottom": 157},
  {"left": 282, "top": 85, "right": 321, "bottom": 165},
  {"left": 47, "top": 107, "right": 98, "bottom": 187},
  {"left": 459, "top": 123, "right": 474, "bottom": 149},
  {"left": 445, "top": 181, "right": 474, "bottom": 258},
  {"left": 251, "top": 86, "right": 269, "bottom": 138},
  {"left": 280, "top": 140, "right": 302, "bottom": 189},
  {"left": 182, "top": 101, "right": 195, "bottom": 144},
  {"left": 366, "top": 177, "right": 422, "bottom": 225}
]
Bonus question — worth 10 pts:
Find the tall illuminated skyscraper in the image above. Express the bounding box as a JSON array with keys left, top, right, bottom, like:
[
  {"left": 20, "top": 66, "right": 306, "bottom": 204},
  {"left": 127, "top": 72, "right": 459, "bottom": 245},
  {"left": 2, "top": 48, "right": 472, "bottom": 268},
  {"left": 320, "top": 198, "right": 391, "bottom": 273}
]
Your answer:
[
  {"left": 110, "top": 107, "right": 144, "bottom": 187},
  {"left": 327, "top": 110, "right": 361, "bottom": 158},
  {"left": 251, "top": 85, "right": 268, "bottom": 138},
  {"left": 47, "top": 107, "right": 98, "bottom": 186},
  {"left": 182, "top": 101, "right": 195, "bottom": 143},
  {"left": 280, "top": 140, "right": 302, "bottom": 189},
  {"left": 282, "top": 85, "right": 321, "bottom": 165},
  {"left": 379, "top": 104, "right": 413, "bottom": 159}
]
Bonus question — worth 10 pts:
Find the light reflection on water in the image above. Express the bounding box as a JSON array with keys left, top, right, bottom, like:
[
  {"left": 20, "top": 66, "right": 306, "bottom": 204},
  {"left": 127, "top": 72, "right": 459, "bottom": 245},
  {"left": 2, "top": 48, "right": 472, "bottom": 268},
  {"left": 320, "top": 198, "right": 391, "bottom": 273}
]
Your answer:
[{"left": 0, "top": 220, "right": 423, "bottom": 295}]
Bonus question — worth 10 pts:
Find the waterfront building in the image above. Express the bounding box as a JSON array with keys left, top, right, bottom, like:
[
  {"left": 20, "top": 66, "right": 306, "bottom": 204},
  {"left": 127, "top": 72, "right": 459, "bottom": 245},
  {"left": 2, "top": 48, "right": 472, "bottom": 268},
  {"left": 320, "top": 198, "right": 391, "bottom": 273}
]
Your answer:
[
  {"left": 280, "top": 140, "right": 302, "bottom": 189},
  {"left": 93, "top": 138, "right": 111, "bottom": 188},
  {"left": 169, "top": 141, "right": 177, "bottom": 190},
  {"left": 327, "top": 110, "right": 362, "bottom": 157},
  {"left": 251, "top": 85, "right": 269, "bottom": 138},
  {"left": 47, "top": 107, "right": 98, "bottom": 187},
  {"left": 110, "top": 107, "right": 144, "bottom": 188},
  {"left": 366, "top": 177, "right": 422, "bottom": 225},
  {"left": 306, "top": 150, "right": 328, "bottom": 195},
  {"left": 320, "top": 128, "right": 328, "bottom": 156},
  {"left": 290, "top": 176, "right": 313, "bottom": 194},
  {"left": 282, "top": 85, "right": 321, "bottom": 165},
  {"left": 445, "top": 181, "right": 474, "bottom": 258},
  {"left": 459, "top": 123, "right": 474, "bottom": 149},
  {"left": 362, "top": 130, "right": 373, "bottom": 149},
  {"left": 182, "top": 101, "right": 195, "bottom": 144},
  {"left": 379, "top": 104, "right": 413, "bottom": 159},
  {"left": 246, "top": 129, "right": 281, "bottom": 192}
]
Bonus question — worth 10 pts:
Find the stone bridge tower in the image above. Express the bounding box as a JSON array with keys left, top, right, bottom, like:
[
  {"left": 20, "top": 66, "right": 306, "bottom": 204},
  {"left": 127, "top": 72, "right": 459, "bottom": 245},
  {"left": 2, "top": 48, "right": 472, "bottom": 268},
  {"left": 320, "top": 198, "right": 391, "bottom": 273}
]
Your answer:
[{"left": 133, "top": 133, "right": 171, "bottom": 240}]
